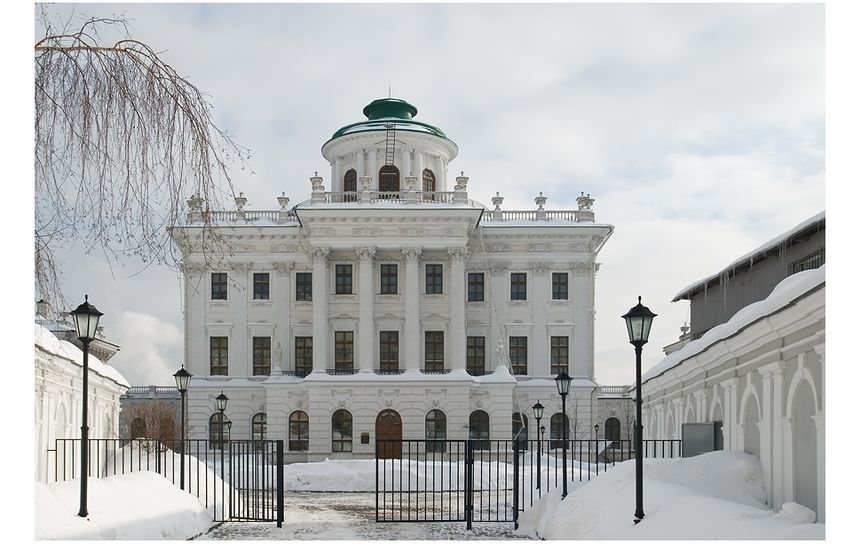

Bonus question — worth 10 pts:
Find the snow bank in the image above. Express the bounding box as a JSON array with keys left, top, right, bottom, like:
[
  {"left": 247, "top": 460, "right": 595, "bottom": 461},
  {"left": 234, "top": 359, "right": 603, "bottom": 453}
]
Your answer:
[
  {"left": 516, "top": 451, "right": 824, "bottom": 540},
  {"left": 35, "top": 472, "right": 213, "bottom": 540}
]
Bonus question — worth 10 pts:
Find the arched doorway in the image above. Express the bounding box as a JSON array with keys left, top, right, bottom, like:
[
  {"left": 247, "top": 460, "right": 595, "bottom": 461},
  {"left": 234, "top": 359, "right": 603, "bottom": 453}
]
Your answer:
[
  {"left": 605, "top": 417, "right": 621, "bottom": 447},
  {"left": 343, "top": 169, "right": 357, "bottom": 201},
  {"left": 379, "top": 165, "right": 400, "bottom": 193},
  {"left": 376, "top": 409, "right": 402, "bottom": 458},
  {"left": 469, "top": 410, "right": 490, "bottom": 450},
  {"left": 792, "top": 382, "right": 818, "bottom": 516}
]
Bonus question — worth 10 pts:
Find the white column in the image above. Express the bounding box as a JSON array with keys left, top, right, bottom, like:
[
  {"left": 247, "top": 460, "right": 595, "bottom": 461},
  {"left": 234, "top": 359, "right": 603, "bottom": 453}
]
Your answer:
[
  {"left": 401, "top": 148, "right": 412, "bottom": 177},
  {"left": 311, "top": 247, "right": 330, "bottom": 372},
  {"left": 693, "top": 391, "right": 706, "bottom": 422},
  {"left": 369, "top": 148, "right": 378, "bottom": 189},
  {"left": 771, "top": 363, "right": 787, "bottom": 507},
  {"left": 334, "top": 155, "right": 343, "bottom": 191},
  {"left": 402, "top": 248, "right": 422, "bottom": 370},
  {"left": 781, "top": 417, "right": 794, "bottom": 505},
  {"left": 448, "top": 248, "right": 467, "bottom": 371},
  {"left": 436, "top": 156, "right": 446, "bottom": 190},
  {"left": 721, "top": 377, "right": 739, "bottom": 450},
  {"left": 812, "top": 412, "right": 825, "bottom": 522},
  {"left": 357, "top": 247, "right": 376, "bottom": 372},
  {"left": 531, "top": 264, "right": 549, "bottom": 376},
  {"left": 416, "top": 151, "right": 424, "bottom": 181},
  {"left": 571, "top": 263, "right": 593, "bottom": 377},
  {"left": 273, "top": 262, "right": 293, "bottom": 375},
  {"left": 672, "top": 398, "right": 683, "bottom": 439},
  {"left": 361, "top": 149, "right": 368, "bottom": 176}
]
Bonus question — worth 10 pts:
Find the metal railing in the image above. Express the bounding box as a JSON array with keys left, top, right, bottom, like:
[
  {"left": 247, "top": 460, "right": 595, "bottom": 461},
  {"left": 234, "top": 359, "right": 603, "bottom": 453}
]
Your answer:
[
  {"left": 375, "top": 438, "right": 683, "bottom": 530},
  {"left": 45, "top": 438, "right": 284, "bottom": 526},
  {"left": 281, "top": 370, "right": 311, "bottom": 378},
  {"left": 322, "top": 191, "right": 459, "bottom": 204}
]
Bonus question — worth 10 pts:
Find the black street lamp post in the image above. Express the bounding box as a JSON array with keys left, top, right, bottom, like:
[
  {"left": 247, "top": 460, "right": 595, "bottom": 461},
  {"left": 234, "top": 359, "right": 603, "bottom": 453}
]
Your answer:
[
  {"left": 532, "top": 402, "right": 544, "bottom": 490},
  {"left": 555, "top": 372, "right": 572, "bottom": 499},
  {"left": 594, "top": 424, "right": 600, "bottom": 472},
  {"left": 173, "top": 366, "right": 191, "bottom": 490},
  {"left": 227, "top": 420, "right": 232, "bottom": 441},
  {"left": 216, "top": 391, "right": 228, "bottom": 478},
  {"left": 622, "top": 296, "right": 657, "bottom": 524},
  {"left": 70, "top": 295, "right": 103, "bottom": 518}
]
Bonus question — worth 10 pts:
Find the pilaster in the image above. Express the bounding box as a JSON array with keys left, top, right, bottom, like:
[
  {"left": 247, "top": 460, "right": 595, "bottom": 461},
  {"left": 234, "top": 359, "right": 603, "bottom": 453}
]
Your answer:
[
  {"left": 357, "top": 247, "right": 376, "bottom": 372},
  {"left": 311, "top": 247, "right": 330, "bottom": 372},
  {"left": 448, "top": 247, "right": 468, "bottom": 371},
  {"left": 402, "top": 248, "right": 422, "bottom": 370}
]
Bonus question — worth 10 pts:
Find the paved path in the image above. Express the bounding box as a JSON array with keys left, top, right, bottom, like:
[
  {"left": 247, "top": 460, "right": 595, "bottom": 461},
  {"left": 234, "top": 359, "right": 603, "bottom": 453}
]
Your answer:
[{"left": 196, "top": 492, "right": 533, "bottom": 540}]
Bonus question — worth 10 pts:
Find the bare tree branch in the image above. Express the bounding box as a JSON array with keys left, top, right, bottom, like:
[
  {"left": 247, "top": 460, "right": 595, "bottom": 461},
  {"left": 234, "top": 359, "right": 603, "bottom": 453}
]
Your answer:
[{"left": 35, "top": 12, "right": 249, "bottom": 307}]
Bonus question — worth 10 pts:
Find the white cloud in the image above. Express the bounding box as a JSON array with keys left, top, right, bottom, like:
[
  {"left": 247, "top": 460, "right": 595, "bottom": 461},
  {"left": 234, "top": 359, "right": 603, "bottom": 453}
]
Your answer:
[{"left": 110, "top": 311, "right": 184, "bottom": 386}]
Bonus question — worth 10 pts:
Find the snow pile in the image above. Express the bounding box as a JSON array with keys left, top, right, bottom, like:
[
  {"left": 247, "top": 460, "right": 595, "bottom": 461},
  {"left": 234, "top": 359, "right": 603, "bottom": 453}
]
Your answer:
[
  {"left": 35, "top": 472, "right": 213, "bottom": 540},
  {"left": 285, "top": 459, "right": 378, "bottom": 492},
  {"left": 516, "top": 451, "right": 824, "bottom": 540},
  {"left": 34, "top": 323, "right": 129, "bottom": 388}
]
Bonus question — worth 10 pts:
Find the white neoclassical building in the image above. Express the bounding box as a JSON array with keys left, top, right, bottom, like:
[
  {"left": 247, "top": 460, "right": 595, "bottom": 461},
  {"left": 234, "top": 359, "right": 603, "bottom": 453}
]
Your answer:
[
  {"left": 640, "top": 213, "right": 825, "bottom": 521},
  {"left": 170, "top": 97, "right": 613, "bottom": 461}
]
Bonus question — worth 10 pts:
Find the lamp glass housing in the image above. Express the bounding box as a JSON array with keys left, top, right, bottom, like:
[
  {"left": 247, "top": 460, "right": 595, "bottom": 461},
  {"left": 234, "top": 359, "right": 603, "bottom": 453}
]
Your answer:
[
  {"left": 70, "top": 297, "right": 103, "bottom": 341},
  {"left": 215, "top": 391, "right": 228, "bottom": 412},
  {"left": 555, "top": 372, "right": 572, "bottom": 395},
  {"left": 622, "top": 297, "right": 657, "bottom": 344},
  {"left": 532, "top": 402, "right": 545, "bottom": 420},
  {"left": 174, "top": 366, "right": 192, "bottom": 392}
]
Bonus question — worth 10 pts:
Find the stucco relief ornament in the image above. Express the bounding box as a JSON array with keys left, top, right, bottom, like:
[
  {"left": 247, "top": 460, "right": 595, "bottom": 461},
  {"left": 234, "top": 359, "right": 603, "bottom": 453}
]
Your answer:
[
  {"left": 356, "top": 246, "right": 376, "bottom": 262},
  {"left": 187, "top": 194, "right": 203, "bottom": 211},
  {"left": 401, "top": 247, "right": 422, "bottom": 262},
  {"left": 277, "top": 192, "right": 290, "bottom": 210},
  {"left": 360, "top": 176, "right": 372, "bottom": 191},
  {"left": 535, "top": 192, "right": 547, "bottom": 210},
  {"left": 234, "top": 192, "right": 247, "bottom": 211},
  {"left": 311, "top": 246, "right": 331, "bottom": 263},
  {"left": 447, "top": 247, "right": 468, "bottom": 262},
  {"left": 577, "top": 192, "right": 594, "bottom": 211},
  {"left": 491, "top": 192, "right": 504, "bottom": 211}
]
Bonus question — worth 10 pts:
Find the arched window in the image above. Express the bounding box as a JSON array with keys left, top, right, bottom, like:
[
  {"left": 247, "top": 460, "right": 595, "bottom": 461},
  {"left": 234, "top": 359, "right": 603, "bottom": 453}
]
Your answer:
[
  {"left": 289, "top": 411, "right": 309, "bottom": 452},
  {"left": 512, "top": 412, "right": 528, "bottom": 449},
  {"left": 252, "top": 413, "right": 267, "bottom": 444},
  {"left": 332, "top": 410, "right": 353, "bottom": 452},
  {"left": 425, "top": 409, "right": 447, "bottom": 452},
  {"left": 422, "top": 168, "right": 436, "bottom": 192},
  {"left": 343, "top": 169, "right": 357, "bottom": 202},
  {"left": 550, "top": 413, "right": 569, "bottom": 449},
  {"left": 469, "top": 410, "right": 490, "bottom": 450},
  {"left": 604, "top": 417, "right": 621, "bottom": 447},
  {"left": 209, "top": 413, "right": 229, "bottom": 450},
  {"left": 379, "top": 165, "right": 400, "bottom": 193},
  {"left": 131, "top": 417, "right": 147, "bottom": 440}
]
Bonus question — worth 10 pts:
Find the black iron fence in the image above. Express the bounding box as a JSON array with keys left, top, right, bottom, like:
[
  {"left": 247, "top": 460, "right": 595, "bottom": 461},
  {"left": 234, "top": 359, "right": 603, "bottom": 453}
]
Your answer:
[
  {"left": 376, "top": 438, "right": 682, "bottom": 529},
  {"left": 46, "top": 438, "right": 284, "bottom": 526}
]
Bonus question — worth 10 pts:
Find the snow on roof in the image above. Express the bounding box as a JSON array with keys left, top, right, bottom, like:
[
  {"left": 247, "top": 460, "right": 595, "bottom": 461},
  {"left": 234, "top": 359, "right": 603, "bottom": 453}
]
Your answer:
[
  {"left": 672, "top": 211, "right": 825, "bottom": 301},
  {"left": 641, "top": 265, "right": 825, "bottom": 386},
  {"left": 35, "top": 323, "right": 130, "bottom": 388}
]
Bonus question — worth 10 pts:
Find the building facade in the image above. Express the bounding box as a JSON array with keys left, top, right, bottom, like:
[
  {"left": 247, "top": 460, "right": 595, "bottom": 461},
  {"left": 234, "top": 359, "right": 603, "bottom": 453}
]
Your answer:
[
  {"left": 640, "top": 215, "right": 826, "bottom": 521},
  {"left": 171, "top": 98, "right": 614, "bottom": 460},
  {"left": 35, "top": 302, "right": 129, "bottom": 482}
]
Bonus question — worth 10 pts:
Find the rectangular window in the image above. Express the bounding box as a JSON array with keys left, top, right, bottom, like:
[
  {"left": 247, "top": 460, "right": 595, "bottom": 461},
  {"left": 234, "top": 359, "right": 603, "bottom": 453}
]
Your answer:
[
  {"left": 335, "top": 264, "right": 353, "bottom": 295},
  {"left": 252, "top": 336, "right": 271, "bottom": 376},
  {"left": 210, "top": 336, "right": 229, "bottom": 376},
  {"left": 424, "top": 331, "right": 445, "bottom": 372},
  {"left": 511, "top": 273, "right": 527, "bottom": 300},
  {"left": 294, "top": 337, "right": 313, "bottom": 376},
  {"left": 211, "top": 273, "right": 227, "bottom": 300},
  {"left": 334, "top": 331, "right": 354, "bottom": 371},
  {"left": 509, "top": 336, "right": 528, "bottom": 375},
  {"left": 550, "top": 336, "right": 569, "bottom": 375},
  {"left": 552, "top": 272, "right": 568, "bottom": 300},
  {"left": 467, "top": 273, "right": 484, "bottom": 302},
  {"left": 426, "top": 264, "right": 443, "bottom": 294},
  {"left": 379, "top": 331, "right": 400, "bottom": 372},
  {"left": 466, "top": 336, "right": 486, "bottom": 376},
  {"left": 787, "top": 247, "right": 825, "bottom": 276},
  {"left": 380, "top": 264, "right": 399, "bottom": 294},
  {"left": 253, "top": 273, "right": 270, "bottom": 300},
  {"left": 296, "top": 272, "right": 312, "bottom": 301}
]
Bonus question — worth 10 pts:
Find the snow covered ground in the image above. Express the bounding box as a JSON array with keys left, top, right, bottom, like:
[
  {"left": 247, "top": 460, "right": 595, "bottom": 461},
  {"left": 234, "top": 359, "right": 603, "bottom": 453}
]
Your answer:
[{"left": 33, "top": 450, "right": 824, "bottom": 540}]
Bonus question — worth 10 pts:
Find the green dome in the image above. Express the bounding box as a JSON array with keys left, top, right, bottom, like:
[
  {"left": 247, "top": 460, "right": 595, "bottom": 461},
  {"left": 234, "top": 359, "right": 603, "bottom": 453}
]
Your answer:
[
  {"left": 327, "top": 97, "right": 449, "bottom": 142},
  {"left": 363, "top": 98, "right": 418, "bottom": 120}
]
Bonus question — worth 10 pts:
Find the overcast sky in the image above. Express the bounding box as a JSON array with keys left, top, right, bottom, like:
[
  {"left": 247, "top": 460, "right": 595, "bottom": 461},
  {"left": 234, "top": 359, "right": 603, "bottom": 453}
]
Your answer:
[{"left": 32, "top": 2, "right": 826, "bottom": 387}]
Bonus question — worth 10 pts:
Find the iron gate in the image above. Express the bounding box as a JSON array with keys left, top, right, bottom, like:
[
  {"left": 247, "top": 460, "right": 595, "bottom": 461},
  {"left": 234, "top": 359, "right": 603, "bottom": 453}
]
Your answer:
[
  {"left": 375, "top": 437, "right": 683, "bottom": 529},
  {"left": 46, "top": 438, "right": 284, "bottom": 526}
]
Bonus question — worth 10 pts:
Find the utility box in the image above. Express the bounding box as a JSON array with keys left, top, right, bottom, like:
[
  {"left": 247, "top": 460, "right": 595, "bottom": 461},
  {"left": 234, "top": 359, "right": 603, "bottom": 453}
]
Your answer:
[{"left": 681, "top": 422, "right": 722, "bottom": 457}]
